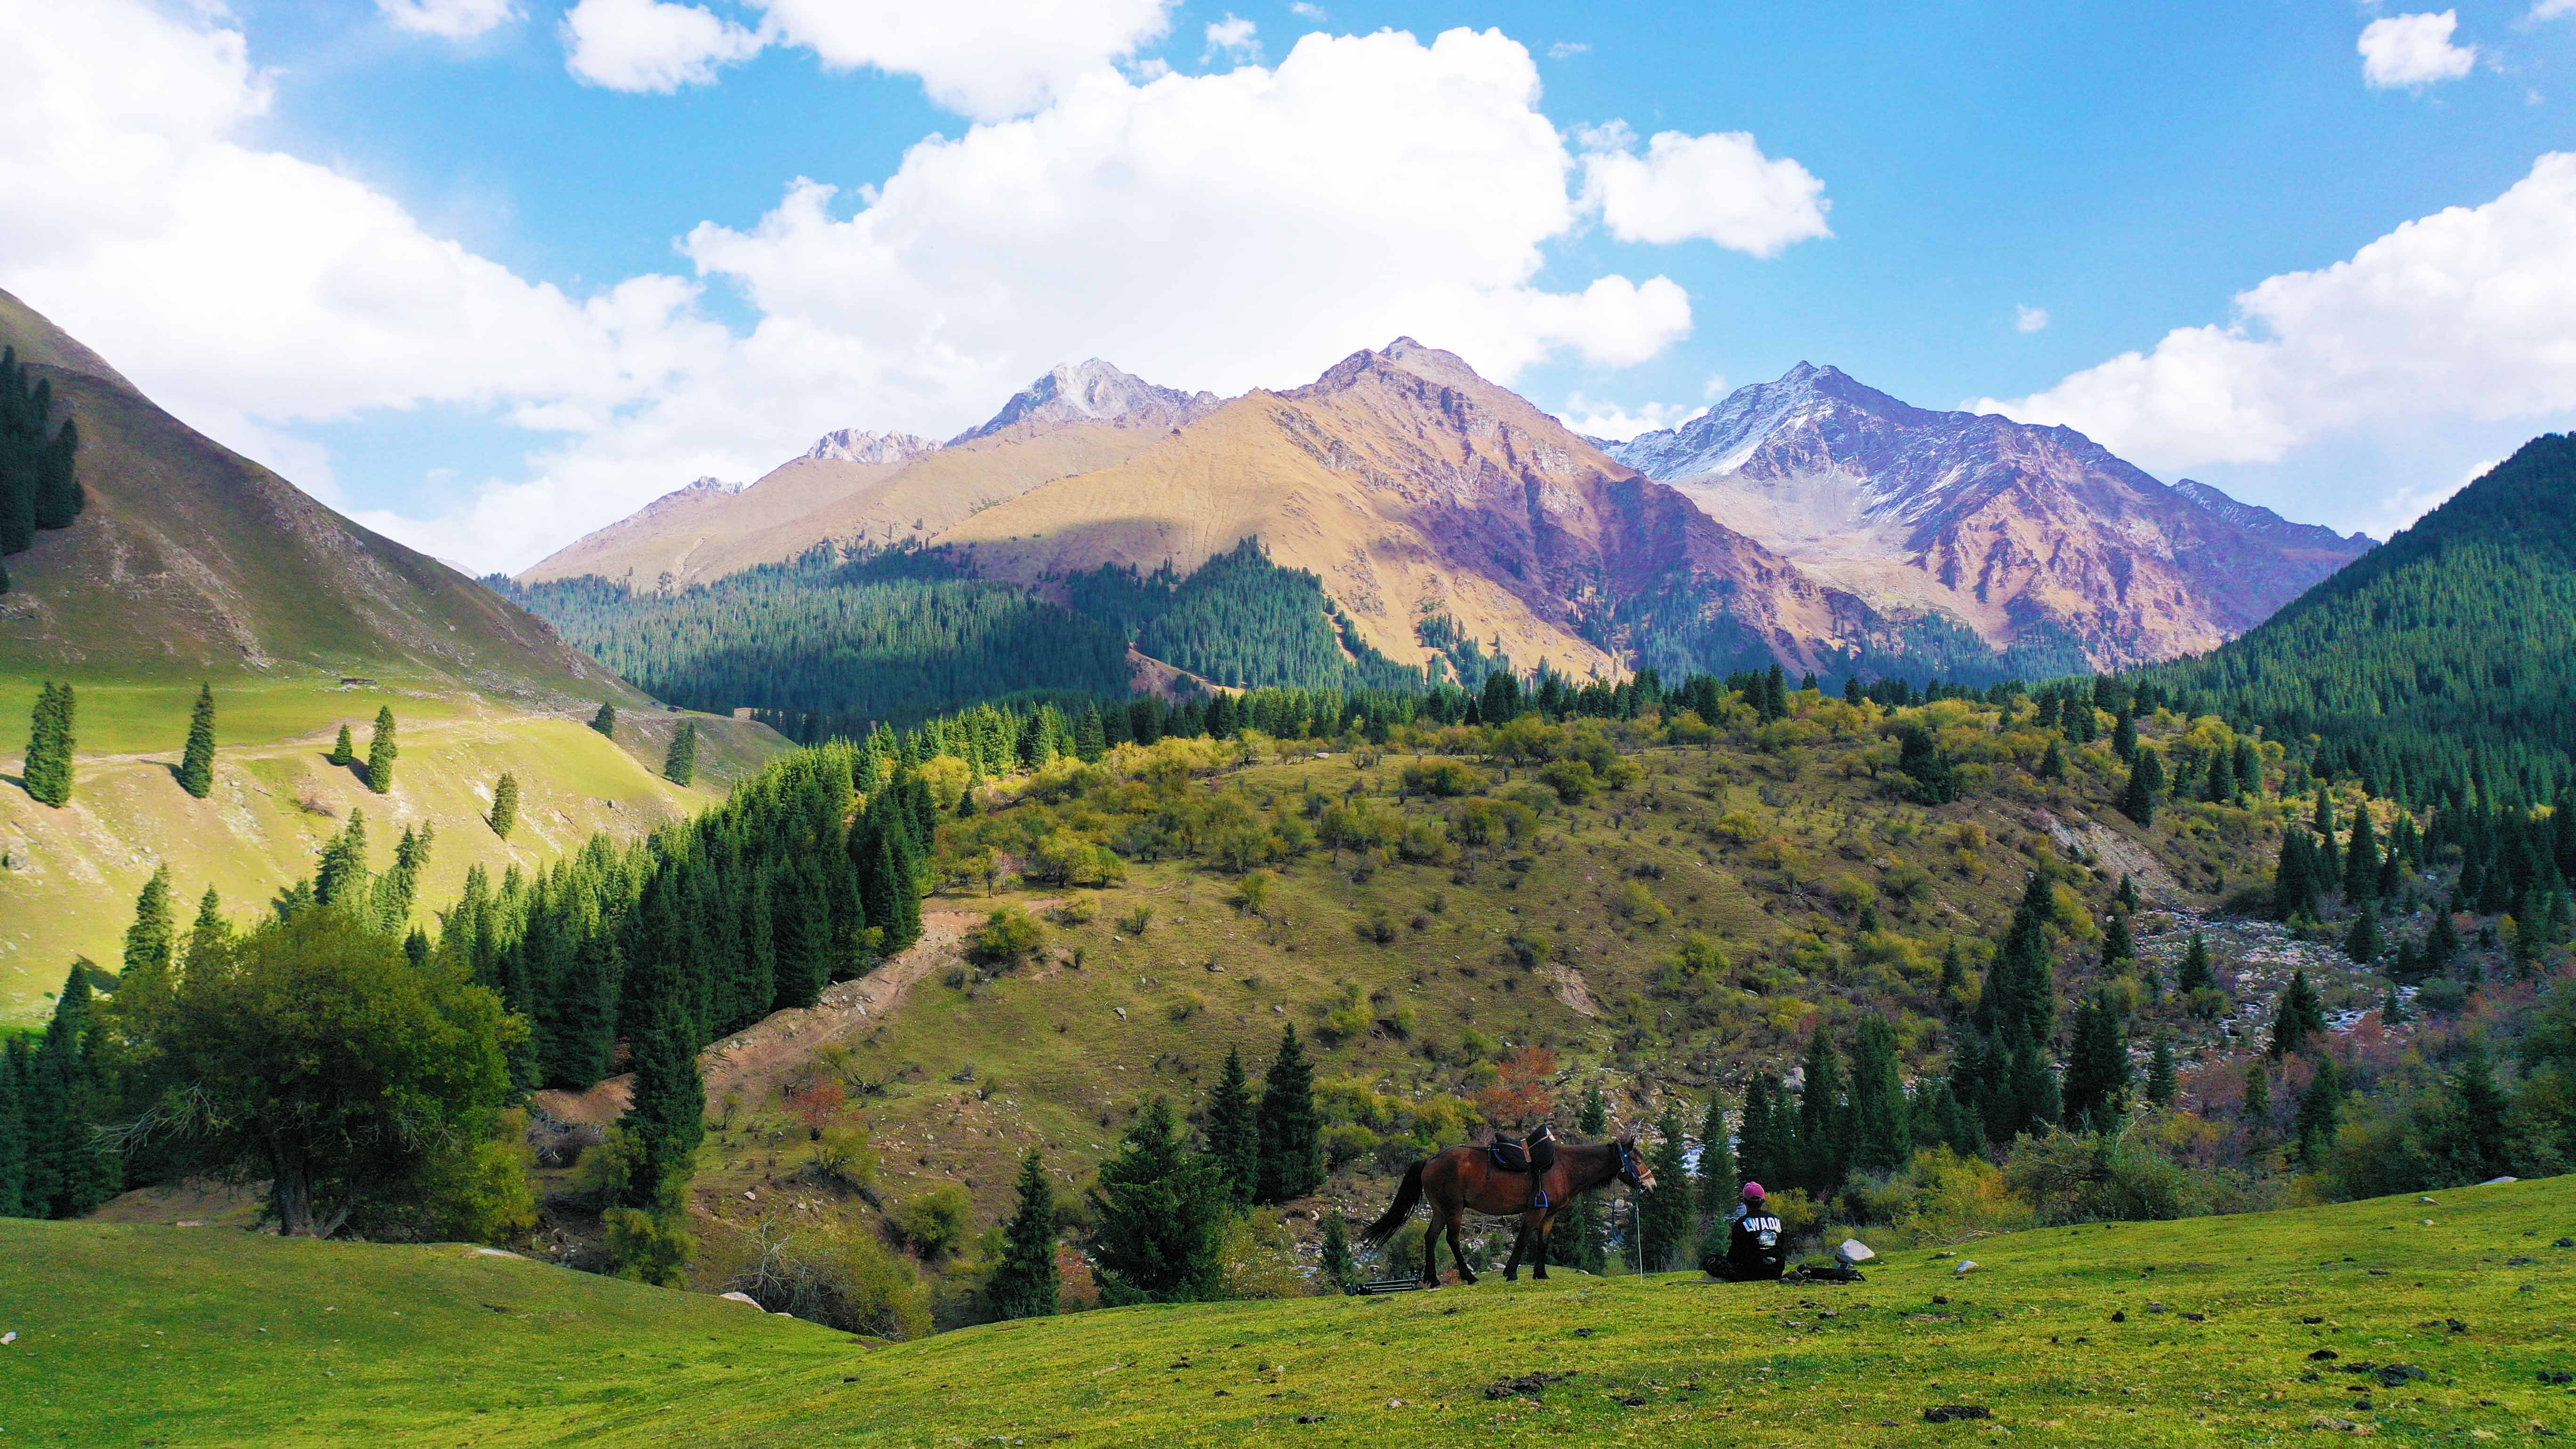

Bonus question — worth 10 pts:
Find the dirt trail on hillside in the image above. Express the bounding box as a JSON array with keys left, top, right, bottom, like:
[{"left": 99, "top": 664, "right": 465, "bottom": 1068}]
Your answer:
[{"left": 532, "top": 906, "right": 996, "bottom": 1128}]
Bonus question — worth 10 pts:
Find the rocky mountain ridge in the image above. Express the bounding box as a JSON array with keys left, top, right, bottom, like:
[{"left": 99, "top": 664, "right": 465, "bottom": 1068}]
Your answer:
[{"left": 1605, "top": 363, "right": 2375, "bottom": 670}]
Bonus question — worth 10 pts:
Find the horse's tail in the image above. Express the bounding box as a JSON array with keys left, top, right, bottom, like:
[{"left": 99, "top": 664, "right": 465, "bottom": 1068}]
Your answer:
[{"left": 1360, "top": 1158, "right": 1426, "bottom": 1247}]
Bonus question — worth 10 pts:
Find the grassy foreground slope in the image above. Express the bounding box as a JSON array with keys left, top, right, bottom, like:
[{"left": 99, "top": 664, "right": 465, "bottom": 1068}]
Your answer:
[
  {"left": 0, "top": 680, "right": 781, "bottom": 1022},
  {"left": 6, "top": 1177, "right": 2571, "bottom": 1447}
]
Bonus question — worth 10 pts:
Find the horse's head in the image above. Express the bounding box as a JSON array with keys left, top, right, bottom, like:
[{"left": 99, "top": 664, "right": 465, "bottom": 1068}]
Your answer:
[{"left": 1615, "top": 1135, "right": 1657, "bottom": 1193}]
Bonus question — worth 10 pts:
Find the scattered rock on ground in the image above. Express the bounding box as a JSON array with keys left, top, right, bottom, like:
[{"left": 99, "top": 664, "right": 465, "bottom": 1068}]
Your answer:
[
  {"left": 1835, "top": 1240, "right": 1877, "bottom": 1265},
  {"left": 1954, "top": 1261, "right": 1978, "bottom": 1276},
  {"left": 1485, "top": 1372, "right": 1571, "bottom": 1401},
  {"left": 1923, "top": 1405, "right": 1992, "bottom": 1423}
]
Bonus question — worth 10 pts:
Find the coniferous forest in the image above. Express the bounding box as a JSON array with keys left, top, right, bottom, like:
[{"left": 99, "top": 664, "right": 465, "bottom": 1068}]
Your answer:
[
  {"left": 2143, "top": 434, "right": 2576, "bottom": 807},
  {"left": 498, "top": 544, "right": 1133, "bottom": 727},
  {"left": 0, "top": 346, "right": 85, "bottom": 590}
]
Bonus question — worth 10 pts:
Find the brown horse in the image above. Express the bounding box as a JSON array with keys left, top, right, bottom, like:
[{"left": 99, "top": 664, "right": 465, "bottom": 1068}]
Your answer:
[{"left": 1360, "top": 1137, "right": 1653, "bottom": 1286}]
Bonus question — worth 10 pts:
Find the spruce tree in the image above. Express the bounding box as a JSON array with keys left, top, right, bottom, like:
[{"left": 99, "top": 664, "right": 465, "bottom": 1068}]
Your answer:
[
  {"left": 1638, "top": 1106, "right": 1692, "bottom": 1271},
  {"left": 1319, "top": 1210, "right": 1358, "bottom": 1292},
  {"left": 2241, "top": 1058, "right": 2272, "bottom": 1132},
  {"left": 2144, "top": 1035, "right": 2178, "bottom": 1108},
  {"left": 2118, "top": 874, "right": 2140, "bottom": 912},
  {"left": 0, "top": 1044, "right": 22, "bottom": 1216},
  {"left": 2037, "top": 736, "right": 2067, "bottom": 781},
  {"left": 2112, "top": 709, "right": 2137, "bottom": 761},
  {"left": 1793, "top": 1022, "right": 1848, "bottom": 1193},
  {"left": 328, "top": 724, "right": 354, "bottom": 766},
  {"left": 2270, "top": 969, "right": 2327, "bottom": 1059},
  {"left": 122, "top": 864, "right": 176, "bottom": 984},
  {"left": 2176, "top": 931, "right": 2214, "bottom": 994},
  {"left": 618, "top": 989, "right": 705, "bottom": 1210},
  {"left": 187, "top": 885, "right": 226, "bottom": 964},
  {"left": 177, "top": 684, "right": 216, "bottom": 798},
  {"left": 2295, "top": 1056, "right": 2342, "bottom": 1162},
  {"left": 2274, "top": 829, "right": 2314, "bottom": 919},
  {"left": 1695, "top": 1091, "right": 1735, "bottom": 1217},
  {"left": 488, "top": 773, "right": 519, "bottom": 839},
  {"left": 1843, "top": 1017, "right": 1909, "bottom": 1174},
  {"left": 2343, "top": 807, "right": 2379, "bottom": 903},
  {"left": 2060, "top": 993, "right": 2130, "bottom": 1130},
  {"left": 23, "top": 681, "right": 74, "bottom": 806},
  {"left": 1254, "top": 1025, "right": 1322, "bottom": 1204},
  {"left": 314, "top": 808, "right": 370, "bottom": 909},
  {"left": 665, "top": 720, "right": 698, "bottom": 786},
  {"left": 1088, "top": 1095, "right": 1230, "bottom": 1302},
  {"left": 364, "top": 707, "right": 397, "bottom": 794},
  {"left": 2119, "top": 748, "right": 2162, "bottom": 825},
  {"left": 2342, "top": 905, "right": 2382, "bottom": 965},
  {"left": 1203, "top": 1045, "right": 1260, "bottom": 1208},
  {"left": 2102, "top": 909, "right": 2135, "bottom": 971},
  {"left": 590, "top": 702, "right": 618, "bottom": 738},
  {"left": 989, "top": 1150, "right": 1062, "bottom": 1319}
]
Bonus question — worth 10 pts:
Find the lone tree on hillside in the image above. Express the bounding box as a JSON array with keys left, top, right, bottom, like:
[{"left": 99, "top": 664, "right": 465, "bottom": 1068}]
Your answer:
[
  {"left": 988, "top": 1150, "right": 1062, "bottom": 1320},
  {"left": 1254, "top": 1024, "right": 1322, "bottom": 1204},
  {"left": 2270, "top": 969, "right": 2328, "bottom": 1059},
  {"left": 22, "top": 681, "right": 75, "bottom": 806},
  {"left": 664, "top": 720, "right": 698, "bottom": 786},
  {"left": 328, "top": 723, "right": 354, "bottom": 766},
  {"left": 487, "top": 773, "right": 519, "bottom": 839},
  {"left": 589, "top": 701, "right": 617, "bottom": 738},
  {"left": 364, "top": 707, "right": 397, "bottom": 794},
  {"left": 177, "top": 684, "right": 217, "bottom": 798}
]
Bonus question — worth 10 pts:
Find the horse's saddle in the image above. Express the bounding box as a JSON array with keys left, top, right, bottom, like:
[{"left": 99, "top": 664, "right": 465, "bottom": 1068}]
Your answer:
[{"left": 1487, "top": 1127, "right": 1558, "bottom": 1177}]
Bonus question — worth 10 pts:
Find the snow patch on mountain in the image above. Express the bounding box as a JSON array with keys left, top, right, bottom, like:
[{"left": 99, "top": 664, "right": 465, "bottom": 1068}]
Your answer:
[{"left": 805, "top": 429, "right": 938, "bottom": 465}]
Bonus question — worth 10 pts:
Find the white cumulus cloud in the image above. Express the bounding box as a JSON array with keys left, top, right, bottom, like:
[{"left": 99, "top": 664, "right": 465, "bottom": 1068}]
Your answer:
[
  {"left": 1554, "top": 394, "right": 1706, "bottom": 442},
  {"left": 1577, "top": 124, "right": 1831, "bottom": 258},
  {"left": 2359, "top": 11, "right": 2479, "bottom": 89},
  {"left": 562, "top": 0, "right": 763, "bottom": 93},
  {"left": 376, "top": 0, "right": 519, "bottom": 39},
  {"left": 2015, "top": 305, "right": 2049, "bottom": 333},
  {"left": 1, "top": 9, "right": 1822, "bottom": 572},
  {"left": 1978, "top": 153, "right": 2576, "bottom": 473},
  {"left": 1204, "top": 15, "right": 1259, "bottom": 62},
  {"left": 563, "top": 0, "right": 1176, "bottom": 118}
]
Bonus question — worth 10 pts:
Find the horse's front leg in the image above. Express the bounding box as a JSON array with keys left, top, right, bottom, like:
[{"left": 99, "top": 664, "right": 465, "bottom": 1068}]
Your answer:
[
  {"left": 1531, "top": 1206, "right": 1556, "bottom": 1280},
  {"left": 1449, "top": 1213, "right": 1478, "bottom": 1286},
  {"left": 1502, "top": 1214, "right": 1529, "bottom": 1282}
]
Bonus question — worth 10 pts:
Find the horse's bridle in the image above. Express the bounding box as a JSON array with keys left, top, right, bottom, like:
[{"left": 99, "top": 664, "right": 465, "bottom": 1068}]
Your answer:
[{"left": 1613, "top": 1142, "right": 1648, "bottom": 1192}]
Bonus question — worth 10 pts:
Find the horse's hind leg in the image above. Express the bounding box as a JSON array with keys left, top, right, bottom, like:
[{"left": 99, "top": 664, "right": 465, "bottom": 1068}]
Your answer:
[
  {"left": 1449, "top": 1211, "right": 1478, "bottom": 1286},
  {"left": 1530, "top": 1207, "right": 1556, "bottom": 1280},
  {"left": 1502, "top": 1215, "right": 1529, "bottom": 1282}
]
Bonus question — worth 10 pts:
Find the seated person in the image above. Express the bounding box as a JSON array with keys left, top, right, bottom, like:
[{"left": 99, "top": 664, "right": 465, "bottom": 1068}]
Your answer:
[{"left": 1702, "top": 1181, "right": 1786, "bottom": 1281}]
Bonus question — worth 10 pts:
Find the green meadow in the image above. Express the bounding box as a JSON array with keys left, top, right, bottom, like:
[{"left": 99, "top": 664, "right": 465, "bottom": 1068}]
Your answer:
[{"left": 5, "top": 1176, "right": 2568, "bottom": 1447}]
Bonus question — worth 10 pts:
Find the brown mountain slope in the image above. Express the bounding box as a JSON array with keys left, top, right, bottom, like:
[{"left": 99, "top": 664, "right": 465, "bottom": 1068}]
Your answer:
[
  {"left": 937, "top": 339, "right": 1886, "bottom": 678},
  {"left": 519, "top": 362, "right": 1218, "bottom": 591},
  {"left": 1610, "top": 364, "right": 2375, "bottom": 671},
  {"left": 0, "top": 289, "right": 624, "bottom": 700}
]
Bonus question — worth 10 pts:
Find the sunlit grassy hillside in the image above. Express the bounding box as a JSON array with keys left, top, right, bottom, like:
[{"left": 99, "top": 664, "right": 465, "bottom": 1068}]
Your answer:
[
  {"left": 0, "top": 677, "right": 784, "bottom": 1022},
  {"left": 6, "top": 1175, "right": 2569, "bottom": 1447}
]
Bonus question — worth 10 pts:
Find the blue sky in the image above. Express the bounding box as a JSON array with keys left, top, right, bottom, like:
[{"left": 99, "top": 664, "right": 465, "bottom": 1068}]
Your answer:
[{"left": 5, "top": 0, "right": 2574, "bottom": 569}]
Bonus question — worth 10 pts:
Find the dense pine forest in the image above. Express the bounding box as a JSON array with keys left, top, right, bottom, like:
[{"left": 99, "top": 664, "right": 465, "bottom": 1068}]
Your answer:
[
  {"left": 1063, "top": 539, "right": 1424, "bottom": 692},
  {"left": 497, "top": 545, "right": 1133, "bottom": 727},
  {"left": 0, "top": 346, "right": 85, "bottom": 590},
  {"left": 2144, "top": 433, "right": 2576, "bottom": 807}
]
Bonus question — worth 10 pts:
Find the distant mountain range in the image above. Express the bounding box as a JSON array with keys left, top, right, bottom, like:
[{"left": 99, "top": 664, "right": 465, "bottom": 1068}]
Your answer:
[
  {"left": 529, "top": 344, "right": 2374, "bottom": 686},
  {"left": 1601, "top": 362, "right": 2374, "bottom": 671}
]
